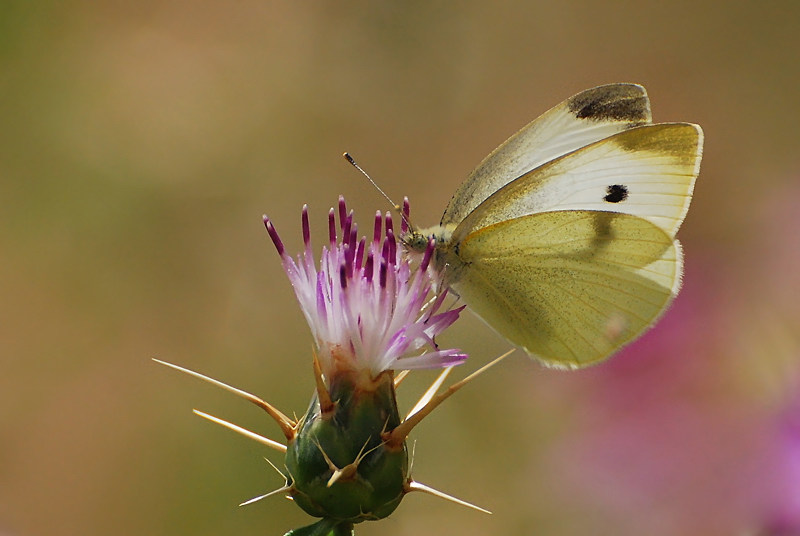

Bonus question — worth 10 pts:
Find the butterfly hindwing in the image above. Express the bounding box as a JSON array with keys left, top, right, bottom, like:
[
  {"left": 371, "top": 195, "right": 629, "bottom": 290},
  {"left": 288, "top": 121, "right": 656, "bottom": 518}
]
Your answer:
[
  {"left": 442, "top": 210, "right": 681, "bottom": 368},
  {"left": 441, "top": 83, "right": 653, "bottom": 227}
]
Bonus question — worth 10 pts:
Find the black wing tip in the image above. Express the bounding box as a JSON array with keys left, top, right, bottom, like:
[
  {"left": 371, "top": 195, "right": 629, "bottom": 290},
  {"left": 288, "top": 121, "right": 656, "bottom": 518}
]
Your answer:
[{"left": 567, "top": 83, "right": 651, "bottom": 123}]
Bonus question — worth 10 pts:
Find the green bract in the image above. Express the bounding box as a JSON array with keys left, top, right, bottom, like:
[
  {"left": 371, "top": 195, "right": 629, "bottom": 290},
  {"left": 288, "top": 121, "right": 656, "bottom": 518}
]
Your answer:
[{"left": 287, "top": 369, "right": 407, "bottom": 523}]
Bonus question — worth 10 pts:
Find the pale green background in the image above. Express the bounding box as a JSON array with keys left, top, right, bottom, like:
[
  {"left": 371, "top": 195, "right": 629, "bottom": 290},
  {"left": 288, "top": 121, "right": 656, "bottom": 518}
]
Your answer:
[{"left": 1, "top": 2, "right": 799, "bottom": 535}]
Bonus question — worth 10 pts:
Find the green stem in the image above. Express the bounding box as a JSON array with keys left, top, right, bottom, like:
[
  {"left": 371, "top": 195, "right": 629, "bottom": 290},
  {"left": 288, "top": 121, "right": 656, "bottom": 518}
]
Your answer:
[
  {"left": 284, "top": 519, "right": 354, "bottom": 536},
  {"left": 330, "top": 522, "right": 355, "bottom": 536}
]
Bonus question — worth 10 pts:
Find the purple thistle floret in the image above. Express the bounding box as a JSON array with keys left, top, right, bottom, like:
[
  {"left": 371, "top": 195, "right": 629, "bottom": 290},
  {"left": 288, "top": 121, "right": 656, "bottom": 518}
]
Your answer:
[{"left": 263, "top": 196, "right": 467, "bottom": 379}]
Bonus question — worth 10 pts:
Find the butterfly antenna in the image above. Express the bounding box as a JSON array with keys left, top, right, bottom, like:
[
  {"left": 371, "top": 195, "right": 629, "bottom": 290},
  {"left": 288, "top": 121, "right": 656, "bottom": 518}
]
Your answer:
[{"left": 343, "top": 152, "right": 414, "bottom": 231}]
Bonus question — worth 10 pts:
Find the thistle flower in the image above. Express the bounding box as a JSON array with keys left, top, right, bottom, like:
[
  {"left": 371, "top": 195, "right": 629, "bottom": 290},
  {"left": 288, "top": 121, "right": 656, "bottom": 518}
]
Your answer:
[
  {"left": 156, "top": 197, "right": 508, "bottom": 536},
  {"left": 264, "top": 196, "right": 468, "bottom": 381}
]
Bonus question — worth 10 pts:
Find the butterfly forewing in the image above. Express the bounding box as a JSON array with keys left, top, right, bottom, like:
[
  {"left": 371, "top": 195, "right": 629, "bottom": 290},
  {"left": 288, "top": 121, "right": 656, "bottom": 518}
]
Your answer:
[
  {"left": 451, "top": 123, "right": 702, "bottom": 243},
  {"left": 445, "top": 211, "right": 681, "bottom": 368},
  {"left": 441, "top": 83, "right": 653, "bottom": 227}
]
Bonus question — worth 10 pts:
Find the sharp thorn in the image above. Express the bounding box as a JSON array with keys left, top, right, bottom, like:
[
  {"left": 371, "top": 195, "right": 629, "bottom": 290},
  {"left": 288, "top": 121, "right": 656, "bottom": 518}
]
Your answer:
[
  {"left": 239, "top": 484, "right": 292, "bottom": 507},
  {"left": 406, "top": 480, "right": 491, "bottom": 514},
  {"left": 152, "top": 358, "right": 296, "bottom": 441},
  {"left": 312, "top": 437, "right": 340, "bottom": 473},
  {"left": 312, "top": 350, "right": 335, "bottom": 414},
  {"left": 393, "top": 369, "right": 410, "bottom": 388},
  {"left": 405, "top": 366, "right": 453, "bottom": 421},
  {"left": 385, "top": 350, "right": 514, "bottom": 448},
  {"left": 263, "top": 457, "right": 287, "bottom": 480},
  {"left": 193, "top": 409, "right": 287, "bottom": 453},
  {"left": 327, "top": 468, "right": 349, "bottom": 487}
]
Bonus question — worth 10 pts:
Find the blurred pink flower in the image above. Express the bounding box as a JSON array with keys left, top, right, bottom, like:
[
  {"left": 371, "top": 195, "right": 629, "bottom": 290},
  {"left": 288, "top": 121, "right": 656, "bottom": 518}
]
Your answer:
[
  {"left": 538, "top": 270, "right": 781, "bottom": 535},
  {"left": 758, "top": 397, "right": 800, "bottom": 536}
]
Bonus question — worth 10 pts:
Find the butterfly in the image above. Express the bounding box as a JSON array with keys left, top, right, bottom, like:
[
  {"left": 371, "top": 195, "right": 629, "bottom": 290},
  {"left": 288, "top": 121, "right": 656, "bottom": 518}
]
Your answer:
[{"left": 404, "top": 83, "right": 703, "bottom": 369}]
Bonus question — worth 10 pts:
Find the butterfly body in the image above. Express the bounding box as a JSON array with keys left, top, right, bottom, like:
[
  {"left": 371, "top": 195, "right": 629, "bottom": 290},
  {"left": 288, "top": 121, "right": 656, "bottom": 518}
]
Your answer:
[{"left": 405, "top": 84, "right": 703, "bottom": 369}]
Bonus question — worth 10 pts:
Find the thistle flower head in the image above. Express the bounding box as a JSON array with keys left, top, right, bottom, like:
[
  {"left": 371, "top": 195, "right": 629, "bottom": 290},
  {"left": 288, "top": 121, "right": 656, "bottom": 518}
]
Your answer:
[
  {"left": 263, "top": 196, "right": 466, "bottom": 382},
  {"left": 157, "top": 196, "right": 500, "bottom": 534}
]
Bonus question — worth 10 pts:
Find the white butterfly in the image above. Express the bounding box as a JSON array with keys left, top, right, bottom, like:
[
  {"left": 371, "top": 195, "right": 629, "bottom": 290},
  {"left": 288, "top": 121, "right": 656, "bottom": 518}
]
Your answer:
[{"left": 405, "top": 83, "right": 703, "bottom": 369}]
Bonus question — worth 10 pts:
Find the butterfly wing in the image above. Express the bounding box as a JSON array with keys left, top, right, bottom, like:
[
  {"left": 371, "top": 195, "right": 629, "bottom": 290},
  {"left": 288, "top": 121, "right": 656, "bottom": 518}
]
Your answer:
[
  {"left": 441, "top": 83, "right": 653, "bottom": 227},
  {"left": 443, "top": 210, "right": 682, "bottom": 368},
  {"left": 450, "top": 123, "right": 703, "bottom": 243}
]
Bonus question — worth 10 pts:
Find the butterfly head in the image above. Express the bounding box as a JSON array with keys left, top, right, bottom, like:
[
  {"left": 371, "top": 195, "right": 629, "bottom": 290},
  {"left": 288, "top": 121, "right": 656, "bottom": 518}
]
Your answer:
[{"left": 401, "top": 224, "right": 455, "bottom": 255}]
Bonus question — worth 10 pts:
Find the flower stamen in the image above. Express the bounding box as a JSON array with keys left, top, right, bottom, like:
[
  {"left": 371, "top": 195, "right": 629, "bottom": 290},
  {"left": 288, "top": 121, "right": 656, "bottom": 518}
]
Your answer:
[{"left": 264, "top": 196, "right": 467, "bottom": 380}]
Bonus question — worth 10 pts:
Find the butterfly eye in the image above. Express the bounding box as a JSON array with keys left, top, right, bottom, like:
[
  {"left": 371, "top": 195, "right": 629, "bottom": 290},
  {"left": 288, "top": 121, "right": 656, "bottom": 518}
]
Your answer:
[
  {"left": 603, "top": 184, "right": 629, "bottom": 203},
  {"left": 402, "top": 231, "right": 430, "bottom": 254}
]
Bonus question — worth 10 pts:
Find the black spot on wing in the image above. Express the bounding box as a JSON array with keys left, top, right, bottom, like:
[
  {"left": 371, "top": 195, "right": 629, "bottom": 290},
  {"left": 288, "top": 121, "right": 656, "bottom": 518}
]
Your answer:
[
  {"left": 567, "top": 84, "right": 650, "bottom": 123},
  {"left": 604, "top": 184, "right": 629, "bottom": 203}
]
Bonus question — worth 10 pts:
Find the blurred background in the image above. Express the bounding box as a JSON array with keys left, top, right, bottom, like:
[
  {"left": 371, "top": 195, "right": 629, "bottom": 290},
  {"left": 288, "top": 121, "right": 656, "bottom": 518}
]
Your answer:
[{"left": 1, "top": 1, "right": 799, "bottom": 535}]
